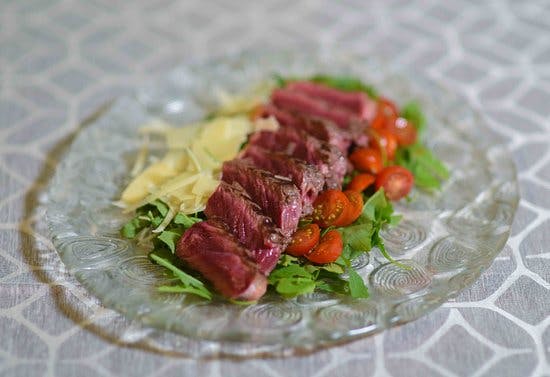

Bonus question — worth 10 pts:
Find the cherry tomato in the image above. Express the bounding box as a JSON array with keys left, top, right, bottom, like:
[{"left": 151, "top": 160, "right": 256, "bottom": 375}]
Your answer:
[
  {"left": 370, "top": 108, "right": 387, "bottom": 130},
  {"left": 369, "top": 129, "right": 398, "bottom": 161},
  {"left": 379, "top": 97, "right": 399, "bottom": 116},
  {"left": 286, "top": 223, "right": 321, "bottom": 256},
  {"left": 375, "top": 166, "right": 414, "bottom": 201},
  {"left": 371, "top": 97, "right": 398, "bottom": 130},
  {"left": 338, "top": 190, "right": 364, "bottom": 226},
  {"left": 388, "top": 117, "right": 417, "bottom": 146},
  {"left": 347, "top": 173, "right": 376, "bottom": 192},
  {"left": 312, "top": 190, "right": 349, "bottom": 228},
  {"left": 305, "top": 230, "right": 343, "bottom": 264},
  {"left": 349, "top": 147, "right": 383, "bottom": 174}
]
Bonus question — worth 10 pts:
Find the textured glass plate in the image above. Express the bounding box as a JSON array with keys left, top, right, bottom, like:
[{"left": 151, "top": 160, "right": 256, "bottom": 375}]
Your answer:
[{"left": 44, "top": 50, "right": 518, "bottom": 357}]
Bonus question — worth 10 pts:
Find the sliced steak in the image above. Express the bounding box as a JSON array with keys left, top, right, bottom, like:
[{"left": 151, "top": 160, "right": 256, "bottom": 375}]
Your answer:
[
  {"left": 271, "top": 88, "right": 358, "bottom": 129},
  {"left": 205, "top": 181, "right": 285, "bottom": 274},
  {"left": 291, "top": 116, "right": 352, "bottom": 154},
  {"left": 254, "top": 103, "right": 300, "bottom": 128},
  {"left": 286, "top": 81, "right": 376, "bottom": 121},
  {"left": 248, "top": 127, "right": 347, "bottom": 189},
  {"left": 241, "top": 145, "right": 324, "bottom": 215},
  {"left": 256, "top": 105, "right": 367, "bottom": 152},
  {"left": 221, "top": 159, "right": 302, "bottom": 237},
  {"left": 176, "top": 220, "right": 267, "bottom": 300}
]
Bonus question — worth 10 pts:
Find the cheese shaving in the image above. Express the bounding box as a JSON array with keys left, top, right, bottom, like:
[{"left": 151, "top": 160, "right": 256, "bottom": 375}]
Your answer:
[{"left": 120, "top": 114, "right": 253, "bottom": 215}]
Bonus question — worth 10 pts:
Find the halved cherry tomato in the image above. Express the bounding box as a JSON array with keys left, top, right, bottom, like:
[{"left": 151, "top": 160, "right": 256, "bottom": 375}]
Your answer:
[
  {"left": 375, "top": 166, "right": 414, "bottom": 201},
  {"left": 349, "top": 147, "right": 383, "bottom": 174},
  {"left": 347, "top": 173, "right": 376, "bottom": 192},
  {"left": 286, "top": 223, "right": 321, "bottom": 256},
  {"left": 379, "top": 97, "right": 399, "bottom": 116},
  {"left": 370, "top": 108, "right": 387, "bottom": 130},
  {"left": 312, "top": 190, "right": 349, "bottom": 228},
  {"left": 338, "top": 190, "right": 364, "bottom": 226},
  {"left": 369, "top": 129, "right": 398, "bottom": 161},
  {"left": 305, "top": 230, "right": 343, "bottom": 264},
  {"left": 371, "top": 97, "right": 399, "bottom": 130},
  {"left": 388, "top": 117, "right": 417, "bottom": 146}
]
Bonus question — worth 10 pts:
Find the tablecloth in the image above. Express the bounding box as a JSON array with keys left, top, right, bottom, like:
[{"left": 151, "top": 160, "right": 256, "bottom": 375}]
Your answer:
[{"left": 0, "top": 0, "right": 549, "bottom": 376}]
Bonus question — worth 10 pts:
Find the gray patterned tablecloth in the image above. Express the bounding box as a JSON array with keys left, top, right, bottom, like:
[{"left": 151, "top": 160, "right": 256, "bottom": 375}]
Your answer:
[{"left": 1, "top": 0, "right": 549, "bottom": 376}]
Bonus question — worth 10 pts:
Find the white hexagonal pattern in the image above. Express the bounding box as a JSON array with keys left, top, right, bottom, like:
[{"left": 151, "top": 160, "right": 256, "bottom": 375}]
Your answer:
[{"left": 0, "top": 0, "right": 549, "bottom": 376}]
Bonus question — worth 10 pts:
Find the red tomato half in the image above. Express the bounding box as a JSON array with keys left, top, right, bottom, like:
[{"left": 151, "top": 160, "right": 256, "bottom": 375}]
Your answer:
[
  {"left": 375, "top": 166, "right": 414, "bottom": 201},
  {"left": 379, "top": 97, "right": 399, "bottom": 116},
  {"left": 369, "top": 129, "right": 398, "bottom": 161},
  {"left": 371, "top": 97, "right": 398, "bottom": 130},
  {"left": 305, "top": 230, "right": 343, "bottom": 264},
  {"left": 388, "top": 117, "right": 417, "bottom": 146},
  {"left": 312, "top": 190, "right": 349, "bottom": 228},
  {"left": 339, "top": 190, "right": 364, "bottom": 226},
  {"left": 286, "top": 224, "right": 321, "bottom": 256},
  {"left": 349, "top": 148, "right": 383, "bottom": 174},
  {"left": 347, "top": 173, "right": 376, "bottom": 192}
]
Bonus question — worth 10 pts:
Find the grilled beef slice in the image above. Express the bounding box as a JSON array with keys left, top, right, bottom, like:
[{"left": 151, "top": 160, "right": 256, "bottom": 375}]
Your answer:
[
  {"left": 286, "top": 80, "right": 376, "bottom": 122},
  {"left": 241, "top": 145, "right": 324, "bottom": 215},
  {"left": 271, "top": 88, "right": 359, "bottom": 129},
  {"left": 176, "top": 220, "right": 267, "bottom": 301},
  {"left": 221, "top": 159, "right": 302, "bottom": 237},
  {"left": 291, "top": 116, "right": 352, "bottom": 154},
  {"left": 247, "top": 127, "right": 347, "bottom": 189},
  {"left": 205, "top": 181, "right": 286, "bottom": 274}
]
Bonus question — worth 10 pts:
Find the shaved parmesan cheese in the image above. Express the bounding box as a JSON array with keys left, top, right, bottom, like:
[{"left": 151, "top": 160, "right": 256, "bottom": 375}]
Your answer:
[
  {"left": 120, "top": 150, "right": 187, "bottom": 205},
  {"left": 120, "top": 114, "right": 253, "bottom": 214},
  {"left": 214, "top": 80, "right": 275, "bottom": 116},
  {"left": 253, "top": 116, "right": 280, "bottom": 132}
]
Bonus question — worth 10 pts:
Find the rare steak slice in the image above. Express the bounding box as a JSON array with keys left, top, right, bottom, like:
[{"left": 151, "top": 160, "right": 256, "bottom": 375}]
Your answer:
[
  {"left": 205, "top": 181, "right": 285, "bottom": 274},
  {"left": 221, "top": 159, "right": 302, "bottom": 237},
  {"left": 254, "top": 104, "right": 368, "bottom": 151},
  {"left": 271, "top": 88, "right": 358, "bottom": 129},
  {"left": 241, "top": 145, "right": 324, "bottom": 215},
  {"left": 247, "top": 127, "right": 347, "bottom": 189},
  {"left": 176, "top": 220, "right": 267, "bottom": 300},
  {"left": 290, "top": 116, "right": 352, "bottom": 155},
  {"left": 253, "top": 103, "right": 300, "bottom": 128},
  {"left": 286, "top": 80, "right": 376, "bottom": 121}
]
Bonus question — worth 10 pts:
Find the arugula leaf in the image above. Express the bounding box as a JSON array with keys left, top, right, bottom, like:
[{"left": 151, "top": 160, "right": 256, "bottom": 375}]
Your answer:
[
  {"left": 275, "top": 277, "right": 317, "bottom": 298},
  {"left": 157, "top": 284, "right": 212, "bottom": 299},
  {"left": 268, "top": 264, "right": 312, "bottom": 281},
  {"left": 339, "top": 223, "right": 373, "bottom": 252},
  {"left": 273, "top": 73, "right": 290, "bottom": 87},
  {"left": 362, "top": 189, "right": 395, "bottom": 224},
  {"left": 173, "top": 213, "right": 202, "bottom": 229},
  {"left": 316, "top": 278, "right": 349, "bottom": 294},
  {"left": 337, "top": 189, "right": 400, "bottom": 267},
  {"left": 120, "top": 217, "right": 146, "bottom": 239},
  {"left": 400, "top": 101, "right": 426, "bottom": 134},
  {"left": 150, "top": 199, "right": 169, "bottom": 217},
  {"left": 157, "top": 230, "right": 182, "bottom": 253},
  {"left": 268, "top": 255, "right": 351, "bottom": 298},
  {"left": 310, "top": 75, "right": 379, "bottom": 99},
  {"left": 277, "top": 254, "right": 300, "bottom": 267},
  {"left": 268, "top": 263, "right": 317, "bottom": 298},
  {"left": 342, "top": 174, "right": 353, "bottom": 187},
  {"left": 318, "top": 263, "right": 345, "bottom": 274},
  {"left": 395, "top": 143, "right": 450, "bottom": 191},
  {"left": 150, "top": 251, "right": 212, "bottom": 300},
  {"left": 347, "top": 268, "right": 369, "bottom": 298},
  {"left": 121, "top": 200, "right": 174, "bottom": 239}
]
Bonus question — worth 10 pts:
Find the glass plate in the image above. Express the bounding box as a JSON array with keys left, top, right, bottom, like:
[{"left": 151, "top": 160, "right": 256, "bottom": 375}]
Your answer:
[{"left": 44, "top": 50, "right": 519, "bottom": 357}]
